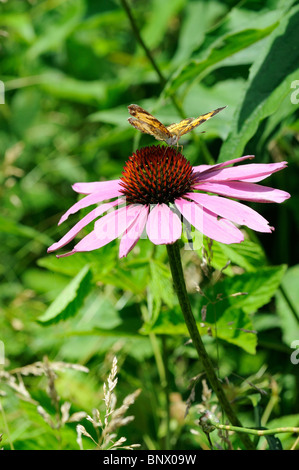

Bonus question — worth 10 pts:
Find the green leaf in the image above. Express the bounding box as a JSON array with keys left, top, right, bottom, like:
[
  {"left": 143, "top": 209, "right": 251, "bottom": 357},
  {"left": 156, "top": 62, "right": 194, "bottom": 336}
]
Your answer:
[
  {"left": 171, "top": 0, "right": 227, "bottom": 67},
  {"left": 0, "top": 12, "right": 35, "bottom": 42},
  {"left": 209, "top": 265, "right": 287, "bottom": 316},
  {"left": 205, "top": 239, "right": 268, "bottom": 275},
  {"left": 26, "top": 0, "right": 84, "bottom": 59},
  {"left": 148, "top": 259, "right": 177, "bottom": 322},
  {"left": 219, "top": 5, "right": 299, "bottom": 161},
  {"left": 275, "top": 265, "right": 299, "bottom": 345},
  {"left": 38, "top": 254, "right": 92, "bottom": 278},
  {"left": 141, "top": 0, "right": 186, "bottom": 50},
  {"left": 39, "top": 248, "right": 150, "bottom": 294},
  {"left": 142, "top": 304, "right": 257, "bottom": 354},
  {"left": 255, "top": 428, "right": 283, "bottom": 450},
  {"left": 38, "top": 247, "right": 117, "bottom": 280},
  {"left": 143, "top": 265, "right": 286, "bottom": 354},
  {"left": 0, "top": 214, "right": 52, "bottom": 245},
  {"left": 165, "top": 23, "right": 277, "bottom": 97},
  {"left": 37, "top": 265, "right": 92, "bottom": 325},
  {"left": 39, "top": 71, "right": 108, "bottom": 106}
]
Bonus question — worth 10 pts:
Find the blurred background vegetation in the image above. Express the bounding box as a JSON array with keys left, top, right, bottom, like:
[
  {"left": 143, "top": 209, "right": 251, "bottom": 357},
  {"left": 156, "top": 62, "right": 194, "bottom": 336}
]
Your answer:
[{"left": 0, "top": 0, "right": 298, "bottom": 450}]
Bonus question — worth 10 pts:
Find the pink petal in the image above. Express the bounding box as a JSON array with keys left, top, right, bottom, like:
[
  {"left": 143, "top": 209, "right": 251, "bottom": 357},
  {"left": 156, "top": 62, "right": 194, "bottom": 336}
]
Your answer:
[
  {"left": 48, "top": 198, "right": 124, "bottom": 253},
  {"left": 146, "top": 204, "right": 182, "bottom": 245},
  {"left": 196, "top": 162, "right": 288, "bottom": 183},
  {"left": 193, "top": 181, "right": 290, "bottom": 203},
  {"left": 119, "top": 205, "right": 149, "bottom": 258},
  {"left": 93, "top": 204, "right": 143, "bottom": 247},
  {"left": 193, "top": 155, "right": 255, "bottom": 174},
  {"left": 186, "top": 193, "right": 272, "bottom": 232},
  {"left": 62, "top": 205, "right": 142, "bottom": 256},
  {"left": 72, "top": 179, "right": 122, "bottom": 195},
  {"left": 175, "top": 198, "right": 244, "bottom": 244},
  {"left": 56, "top": 231, "right": 99, "bottom": 257},
  {"left": 59, "top": 186, "right": 121, "bottom": 225}
]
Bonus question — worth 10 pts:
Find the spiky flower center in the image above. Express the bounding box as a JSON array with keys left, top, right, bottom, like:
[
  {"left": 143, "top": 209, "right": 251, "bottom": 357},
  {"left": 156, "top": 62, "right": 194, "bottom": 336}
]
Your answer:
[{"left": 119, "top": 145, "right": 197, "bottom": 205}]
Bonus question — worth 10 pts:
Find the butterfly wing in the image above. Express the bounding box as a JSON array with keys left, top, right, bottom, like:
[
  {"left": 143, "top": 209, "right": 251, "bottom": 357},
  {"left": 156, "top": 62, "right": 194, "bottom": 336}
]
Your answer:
[
  {"left": 167, "top": 106, "right": 226, "bottom": 138},
  {"left": 128, "top": 104, "right": 173, "bottom": 142},
  {"left": 166, "top": 118, "right": 194, "bottom": 135},
  {"left": 128, "top": 118, "right": 169, "bottom": 142}
]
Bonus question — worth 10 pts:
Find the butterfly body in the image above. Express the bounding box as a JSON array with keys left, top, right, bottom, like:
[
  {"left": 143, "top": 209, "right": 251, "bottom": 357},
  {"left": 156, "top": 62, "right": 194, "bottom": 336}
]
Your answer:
[{"left": 128, "top": 104, "right": 226, "bottom": 146}]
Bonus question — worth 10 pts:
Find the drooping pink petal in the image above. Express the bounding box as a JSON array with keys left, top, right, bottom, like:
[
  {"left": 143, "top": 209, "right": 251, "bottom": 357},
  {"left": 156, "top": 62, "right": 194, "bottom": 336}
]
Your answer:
[
  {"left": 192, "top": 155, "right": 255, "bottom": 174},
  {"left": 193, "top": 181, "right": 290, "bottom": 203},
  {"left": 72, "top": 179, "right": 122, "bottom": 195},
  {"left": 175, "top": 198, "right": 244, "bottom": 244},
  {"left": 186, "top": 192, "right": 272, "bottom": 232},
  {"left": 48, "top": 198, "right": 124, "bottom": 253},
  {"left": 58, "top": 186, "right": 122, "bottom": 225},
  {"left": 195, "top": 162, "right": 288, "bottom": 184},
  {"left": 59, "top": 205, "right": 143, "bottom": 257},
  {"left": 93, "top": 204, "right": 143, "bottom": 248},
  {"left": 146, "top": 203, "right": 182, "bottom": 245},
  {"left": 119, "top": 205, "right": 149, "bottom": 258},
  {"left": 56, "top": 230, "right": 102, "bottom": 258}
]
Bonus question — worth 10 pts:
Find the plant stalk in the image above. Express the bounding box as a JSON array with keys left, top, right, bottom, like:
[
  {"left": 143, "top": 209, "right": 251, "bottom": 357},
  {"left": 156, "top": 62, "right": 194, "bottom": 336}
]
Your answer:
[
  {"left": 166, "top": 242, "right": 255, "bottom": 450},
  {"left": 216, "top": 423, "right": 299, "bottom": 437}
]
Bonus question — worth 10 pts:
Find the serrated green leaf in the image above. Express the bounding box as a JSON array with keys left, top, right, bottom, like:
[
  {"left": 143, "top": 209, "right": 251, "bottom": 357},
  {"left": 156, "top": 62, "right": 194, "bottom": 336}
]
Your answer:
[
  {"left": 37, "top": 265, "right": 92, "bottom": 325},
  {"left": 205, "top": 239, "right": 267, "bottom": 274},
  {"left": 144, "top": 265, "right": 286, "bottom": 353},
  {"left": 209, "top": 265, "right": 287, "bottom": 315},
  {"left": 219, "top": 5, "right": 299, "bottom": 161},
  {"left": 165, "top": 24, "right": 277, "bottom": 97},
  {"left": 141, "top": 304, "right": 257, "bottom": 354}
]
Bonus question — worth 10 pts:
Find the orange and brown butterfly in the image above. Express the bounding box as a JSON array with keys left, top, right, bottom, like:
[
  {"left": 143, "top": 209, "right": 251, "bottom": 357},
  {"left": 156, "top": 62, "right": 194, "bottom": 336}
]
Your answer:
[{"left": 127, "top": 104, "right": 226, "bottom": 146}]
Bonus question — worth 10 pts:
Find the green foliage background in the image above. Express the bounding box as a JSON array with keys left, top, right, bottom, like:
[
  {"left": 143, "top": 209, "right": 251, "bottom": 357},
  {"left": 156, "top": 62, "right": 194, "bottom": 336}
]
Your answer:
[{"left": 0, "top": 0, "right": 298, "bottom": 450}]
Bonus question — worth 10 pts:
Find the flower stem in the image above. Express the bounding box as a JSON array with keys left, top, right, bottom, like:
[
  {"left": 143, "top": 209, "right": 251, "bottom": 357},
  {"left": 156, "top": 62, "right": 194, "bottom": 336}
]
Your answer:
[{"left": 166, "top": 241, "right": 255, "bottom": 450}]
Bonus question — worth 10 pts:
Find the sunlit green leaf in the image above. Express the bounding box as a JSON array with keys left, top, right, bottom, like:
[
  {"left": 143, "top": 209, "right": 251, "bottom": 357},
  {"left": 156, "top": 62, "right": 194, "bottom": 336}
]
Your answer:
[
  {"left": 219, "top": 5, "right": 299, "bottom": 161},
  {"left": 37, "top": 265, "right": 92, "bottom": 325},
  {"left": 165, "top": 24, "right": 277, "bottom": 97}
]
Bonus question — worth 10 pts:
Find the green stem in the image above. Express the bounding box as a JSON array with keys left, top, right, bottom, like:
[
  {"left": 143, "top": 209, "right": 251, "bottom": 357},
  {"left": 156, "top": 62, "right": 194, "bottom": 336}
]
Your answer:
[
  {"left": 215, "top": 423, "right": 299, "bottom": 437},
  {"left": 120, "top": 0, "right": 166, "bottom": 87},
  {"left": 0, "top": 398, "right": 14, "bottom": 450},
  {"left": 166, "top": 242, "right": 255, "bottom": 450},
  {"left": 162, "top": 336, "right": 171, "bottom": 450},
  {"left": 149, "top": 333, "right": 167, "bottom": 388},
  {"left": 120, "top": 0, "right": 185, "bottom": 120}
]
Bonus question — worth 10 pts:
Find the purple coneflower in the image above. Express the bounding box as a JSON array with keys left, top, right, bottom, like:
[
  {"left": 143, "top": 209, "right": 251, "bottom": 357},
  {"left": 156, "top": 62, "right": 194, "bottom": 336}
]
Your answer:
[{"left": 48, "top": 145, "right": 290, "bottom": 259}]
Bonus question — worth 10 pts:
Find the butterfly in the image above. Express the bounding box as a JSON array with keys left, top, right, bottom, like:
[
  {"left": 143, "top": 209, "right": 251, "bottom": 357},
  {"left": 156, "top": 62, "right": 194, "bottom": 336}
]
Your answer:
[{"left": 128, "top": 104, "right": 226, "bottom": 146}]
